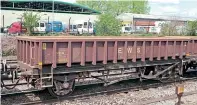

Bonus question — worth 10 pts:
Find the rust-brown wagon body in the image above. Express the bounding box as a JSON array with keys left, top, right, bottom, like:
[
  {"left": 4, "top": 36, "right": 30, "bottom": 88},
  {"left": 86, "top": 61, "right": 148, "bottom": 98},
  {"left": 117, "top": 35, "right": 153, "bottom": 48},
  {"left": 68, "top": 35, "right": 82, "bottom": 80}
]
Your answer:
[
  {"left": 17, "top": 36, "right": 197, "bottom": 69},
  {"left": 15, "top": 36, "right": 197, "bottom": 97}
]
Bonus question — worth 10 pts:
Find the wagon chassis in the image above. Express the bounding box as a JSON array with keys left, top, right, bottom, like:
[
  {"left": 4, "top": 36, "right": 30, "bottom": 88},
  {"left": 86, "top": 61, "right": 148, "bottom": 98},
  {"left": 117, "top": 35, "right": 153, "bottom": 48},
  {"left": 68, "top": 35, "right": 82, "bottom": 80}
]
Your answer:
[
  {"left": 1, "top": 56, "right": 197, "bottom": 97},
  {"left": 1, "top": 56, "right": 194, "bottom": 97}
]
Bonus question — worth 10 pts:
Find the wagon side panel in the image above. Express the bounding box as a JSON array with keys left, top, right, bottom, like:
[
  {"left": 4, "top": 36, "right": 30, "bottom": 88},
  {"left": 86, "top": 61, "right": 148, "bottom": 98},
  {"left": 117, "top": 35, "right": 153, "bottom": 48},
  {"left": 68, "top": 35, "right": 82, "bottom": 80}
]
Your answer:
[
  {"left": 145, "top": 41, "right": 151, "bottom": 59},
  {"left": 117, "top": 41, "right": 124, "bottom": 60},
  {"left": 107, "top": 42, "right": 115, "bottom": 61},
  {"left": 160, "top": 41, "right": 166, "bottom": 58},
  {"left": 42, "top": 42, "right": 53, "bottom": 64},
  {"left": 153, "top": 41, "right": 159, "bottom": 58},
  {"left": 194, "top": 40, "right": 197, "bottom": 55},
  {"left": 127, "top": 41, "right": 134, "bottom": 60},
  {"left": 85, "top": 42, "right": 93, "bottom": 62},
  {"left": 56, "top": 42, "right": 68, "bottom": 64}
]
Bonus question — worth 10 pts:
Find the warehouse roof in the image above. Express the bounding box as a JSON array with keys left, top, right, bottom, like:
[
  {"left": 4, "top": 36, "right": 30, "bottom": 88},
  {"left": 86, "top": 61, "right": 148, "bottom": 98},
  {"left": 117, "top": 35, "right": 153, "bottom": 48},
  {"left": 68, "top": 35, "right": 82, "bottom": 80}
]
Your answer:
[
  {"left": 1, "top": 0, "right": 101, "bottom": 14},
  {"left": 117, "top": 13, "right": 196, "bottom": 21}
]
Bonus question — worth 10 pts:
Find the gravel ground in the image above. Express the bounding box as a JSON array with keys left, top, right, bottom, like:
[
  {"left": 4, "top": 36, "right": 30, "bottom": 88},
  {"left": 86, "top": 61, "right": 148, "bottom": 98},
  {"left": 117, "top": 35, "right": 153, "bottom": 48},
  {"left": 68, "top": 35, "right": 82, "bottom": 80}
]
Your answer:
[
  {"left": 1, "top": 79, "right": 197, "bottom": 105},
  {"left": 51, "top": 81, "right": 197, "bottom": 105},
  {"left": 1, "top": 35, "right": 17, "bottom": 56},
  {"left": 149, "top": 94, "right": 197, "bottom": 105}
]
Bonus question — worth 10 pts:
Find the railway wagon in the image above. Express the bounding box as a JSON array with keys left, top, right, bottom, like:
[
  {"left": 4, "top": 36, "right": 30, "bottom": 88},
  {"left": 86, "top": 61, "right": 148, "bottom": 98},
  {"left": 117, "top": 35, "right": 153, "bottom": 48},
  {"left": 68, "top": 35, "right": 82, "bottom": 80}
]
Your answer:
[{"left": 7, "top": 36, "right": 197, "bottom": 96}]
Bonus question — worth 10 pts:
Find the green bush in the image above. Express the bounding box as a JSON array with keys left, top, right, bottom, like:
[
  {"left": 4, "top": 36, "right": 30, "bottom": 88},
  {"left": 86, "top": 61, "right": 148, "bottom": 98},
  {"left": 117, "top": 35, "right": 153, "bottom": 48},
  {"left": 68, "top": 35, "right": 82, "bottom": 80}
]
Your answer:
[
  {"left": 187, "top": 20, "right": 197, "bottom": 36},
  {"left": 95, "top": 14, "right": 122, "bottom": 36},
  {"left": 22, "top": 11, "right": 40, "bottom": 36}
]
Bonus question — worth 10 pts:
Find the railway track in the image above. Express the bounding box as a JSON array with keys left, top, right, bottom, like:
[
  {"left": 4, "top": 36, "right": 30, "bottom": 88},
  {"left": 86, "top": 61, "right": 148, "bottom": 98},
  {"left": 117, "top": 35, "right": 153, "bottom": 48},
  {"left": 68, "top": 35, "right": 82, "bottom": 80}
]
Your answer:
[
  {"left": 1, "top": 72, "right": 196, "bottom": 96},
  {"left": 1, "top": 89, "right": 41, "bottom": 96},
  {"left": 1, "top": 57, "right": 197, "bottom": 104},
  {"left": 14, "top": 76, "right": 197, "bottom": 105}
]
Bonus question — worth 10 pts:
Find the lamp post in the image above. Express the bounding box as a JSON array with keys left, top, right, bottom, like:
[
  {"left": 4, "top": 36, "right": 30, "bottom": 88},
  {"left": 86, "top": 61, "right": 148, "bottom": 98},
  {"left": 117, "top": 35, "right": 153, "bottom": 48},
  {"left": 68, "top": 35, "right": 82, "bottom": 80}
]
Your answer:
[
  {"left": 48, "top": 16, "right": 50, "bottom": 24},
  {"left": 3, "top": 15, "right": 4, "bottom": 28},
  {"left": 88, "top": 18, "right": 90, "bottom": 35},
  {"left": 68, "top": 17, "right": 71, "bottom": 36},
  {"left": 52, "top": 0, "right": 54, "bottom": 34}
]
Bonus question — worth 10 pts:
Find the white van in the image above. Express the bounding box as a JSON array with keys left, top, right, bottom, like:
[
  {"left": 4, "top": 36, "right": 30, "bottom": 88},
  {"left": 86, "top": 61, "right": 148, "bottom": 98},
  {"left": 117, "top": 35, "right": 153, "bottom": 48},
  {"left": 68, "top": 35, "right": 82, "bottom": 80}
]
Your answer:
[
  {"left": 121, "top": 26, "right": 135, "bottom": 34},
  {"left": 33, "top": 22, "right": 46, "bottom": 33},
  {"left": 74, "top": 20, "right": 94, "bottom": 35},
  {"left": 68, "top": 24, "right": 78, "bottom": 35}
]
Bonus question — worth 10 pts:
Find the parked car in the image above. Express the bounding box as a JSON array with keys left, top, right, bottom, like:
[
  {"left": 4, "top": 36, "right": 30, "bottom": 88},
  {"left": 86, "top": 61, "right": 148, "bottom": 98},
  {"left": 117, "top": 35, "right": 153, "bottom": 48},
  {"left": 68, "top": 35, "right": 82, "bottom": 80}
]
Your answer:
[
  {"left": 33, "top": 22, "right": 47, "bottom": 34},
  {"left": 73, "top": 20, "right": 94, "bottom": 35},
  {"left": 121, "top": 26, "right": 134, "bottom": 34},
  {"left": 7, "top": 22, "right": 26, "bottom": 35}
]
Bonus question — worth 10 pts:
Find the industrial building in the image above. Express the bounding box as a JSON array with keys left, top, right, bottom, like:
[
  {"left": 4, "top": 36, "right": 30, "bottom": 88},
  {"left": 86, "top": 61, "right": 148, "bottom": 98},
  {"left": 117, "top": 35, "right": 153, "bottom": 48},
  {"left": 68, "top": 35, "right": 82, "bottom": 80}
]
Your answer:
[
  {"left": 1, "top": 0, "right": 196, "bottom": 34},
  {"left": 117, "top": 13, "right": 196, "bottom": 33},
  {"left": 1, "top": 0, "right": 100, "bottom": 28}
]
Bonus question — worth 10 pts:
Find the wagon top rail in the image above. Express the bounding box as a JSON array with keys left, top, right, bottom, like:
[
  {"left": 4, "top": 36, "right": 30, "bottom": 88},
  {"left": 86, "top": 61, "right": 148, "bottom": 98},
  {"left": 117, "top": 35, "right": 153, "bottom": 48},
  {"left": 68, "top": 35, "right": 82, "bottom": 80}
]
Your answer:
[{"left": 16, "top": 36, "right": 197, "bottom": 40}]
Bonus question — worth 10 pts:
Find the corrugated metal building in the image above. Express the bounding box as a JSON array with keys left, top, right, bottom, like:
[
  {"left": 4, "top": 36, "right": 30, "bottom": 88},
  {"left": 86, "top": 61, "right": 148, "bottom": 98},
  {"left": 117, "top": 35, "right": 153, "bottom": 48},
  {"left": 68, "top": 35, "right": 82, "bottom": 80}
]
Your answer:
[
  {"left": 1, "top": 0, "right": 100, "bottom": 27},
  {"left": 117, "top": 13, "right": 196, "bottom": 33}
]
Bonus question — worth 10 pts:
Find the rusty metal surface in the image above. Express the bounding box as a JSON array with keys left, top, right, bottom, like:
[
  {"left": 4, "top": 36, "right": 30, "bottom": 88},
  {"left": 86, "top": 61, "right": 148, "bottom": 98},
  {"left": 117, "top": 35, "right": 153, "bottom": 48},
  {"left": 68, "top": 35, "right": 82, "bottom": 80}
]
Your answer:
[{"left": 16, "top": 36, "right": 197, "bottom": 68}]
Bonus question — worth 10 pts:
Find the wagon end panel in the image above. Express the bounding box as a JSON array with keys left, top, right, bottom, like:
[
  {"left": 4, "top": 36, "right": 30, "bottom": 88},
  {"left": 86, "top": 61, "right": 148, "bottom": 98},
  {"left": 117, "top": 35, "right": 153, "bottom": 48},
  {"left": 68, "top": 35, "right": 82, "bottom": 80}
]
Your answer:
[{"left": 17, "top": 39, "right": 35, "bottom": 67}]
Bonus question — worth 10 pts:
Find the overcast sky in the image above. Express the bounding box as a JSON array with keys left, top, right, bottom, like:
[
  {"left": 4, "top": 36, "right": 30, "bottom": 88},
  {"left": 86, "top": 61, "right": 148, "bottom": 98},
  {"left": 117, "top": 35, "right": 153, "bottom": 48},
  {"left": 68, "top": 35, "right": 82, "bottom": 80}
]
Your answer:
[
  {"left": 149, "top": 0, "right": 197, "bottom": 18},
  {"left": 63, "top": 0, "right": 197, "bottom": 18}
]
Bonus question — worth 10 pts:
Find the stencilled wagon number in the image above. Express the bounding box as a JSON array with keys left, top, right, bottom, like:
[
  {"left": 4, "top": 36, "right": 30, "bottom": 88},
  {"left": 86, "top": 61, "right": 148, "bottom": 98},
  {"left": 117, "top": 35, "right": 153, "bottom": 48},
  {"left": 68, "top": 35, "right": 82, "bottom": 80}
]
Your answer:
[
  {"left": 184, "top": 42, "right": 187, "bottom": 46},
  {"left": 137, "top": 47, "right": 141, "bottom": 53},
  {"left": 42, "top": 43, "right": 46, "bottom": 50}
]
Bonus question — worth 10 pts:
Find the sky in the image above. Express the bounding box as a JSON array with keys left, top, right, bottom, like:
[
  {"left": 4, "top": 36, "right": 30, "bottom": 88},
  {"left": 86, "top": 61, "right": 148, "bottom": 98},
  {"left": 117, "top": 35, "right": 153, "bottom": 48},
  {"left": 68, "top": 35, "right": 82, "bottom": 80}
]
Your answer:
[
  {"left": 64, "top": 0, "right": 197, "bottom": 18},
  {"left": 149, "top": 0, "right": 197, "bottom": 18}
]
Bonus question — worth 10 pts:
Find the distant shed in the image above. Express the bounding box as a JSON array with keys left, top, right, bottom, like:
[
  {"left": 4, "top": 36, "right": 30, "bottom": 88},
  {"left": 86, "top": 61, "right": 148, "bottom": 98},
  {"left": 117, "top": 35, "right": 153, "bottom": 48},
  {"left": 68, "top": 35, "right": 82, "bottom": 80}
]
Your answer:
[{"left": 1, "top": 0, "right": 101, "bottom": 27}]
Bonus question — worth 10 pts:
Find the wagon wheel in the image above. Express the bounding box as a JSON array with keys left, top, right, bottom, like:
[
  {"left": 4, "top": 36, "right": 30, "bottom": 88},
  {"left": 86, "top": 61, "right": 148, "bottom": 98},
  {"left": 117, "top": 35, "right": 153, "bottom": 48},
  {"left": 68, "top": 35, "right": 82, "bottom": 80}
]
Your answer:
[{"left": 48, "top": 79, "right": 75, "bottom": 97}]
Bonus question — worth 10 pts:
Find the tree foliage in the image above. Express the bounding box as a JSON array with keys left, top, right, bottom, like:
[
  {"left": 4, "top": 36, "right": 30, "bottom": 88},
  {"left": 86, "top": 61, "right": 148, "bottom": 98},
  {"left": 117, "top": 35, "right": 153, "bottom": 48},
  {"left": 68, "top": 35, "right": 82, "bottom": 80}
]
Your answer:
[
  {"left": 95, "top": 14, "right": 121, "bottom": 36},
  {"left": 160, "top": 21, "right": 180, "bottom": 36},
  {"left": 187, "top": 20, "right": 197, "bottom": 36},
  {"left": 77, "top": 0, "right": 150, "bottom": 16},
  {"left": 77, "top": 0, "right": 150, "bottom": 36},
  {"left": 22, "top": 11, "right": 40, "bottom": 35},
  {"left": 160, "top": 16, "right": 188, "bottom": 36}
]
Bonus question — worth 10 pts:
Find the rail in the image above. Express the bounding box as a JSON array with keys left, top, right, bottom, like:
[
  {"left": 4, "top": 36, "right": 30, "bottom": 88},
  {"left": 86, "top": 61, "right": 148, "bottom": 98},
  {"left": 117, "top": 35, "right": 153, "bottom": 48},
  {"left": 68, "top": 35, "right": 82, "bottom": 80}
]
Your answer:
[{"left": 16, "top": 77, "right": 197, "bottom": 105}]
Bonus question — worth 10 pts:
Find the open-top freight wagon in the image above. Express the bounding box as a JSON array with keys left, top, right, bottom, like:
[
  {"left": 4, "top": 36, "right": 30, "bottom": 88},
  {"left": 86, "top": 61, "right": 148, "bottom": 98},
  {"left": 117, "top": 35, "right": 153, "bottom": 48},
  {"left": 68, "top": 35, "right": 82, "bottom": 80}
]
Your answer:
[{"left": 1, "top": 36, "right": 197, "bottom": 97}]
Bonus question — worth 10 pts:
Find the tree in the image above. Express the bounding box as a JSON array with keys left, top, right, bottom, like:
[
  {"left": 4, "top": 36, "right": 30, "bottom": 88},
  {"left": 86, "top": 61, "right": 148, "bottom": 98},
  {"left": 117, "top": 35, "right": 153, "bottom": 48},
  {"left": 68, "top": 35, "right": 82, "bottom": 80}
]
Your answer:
[
  {"left": 95, "top": 14, "right": 121, "bottom": 36},
  {"left": 77, "top": 0, "right": 150, "bottom": 36},
  {"left": 77, "top": 0, "right": 150, "bottom": 16},
  {"left": 187, "top": 20, "right": 197, "bottom": 36},
  {"left": 160, "top": 16, "right": 186, "bottom": 36},
  {"left": 22, "top": 11, "right": 40, "bottom": 35}
]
